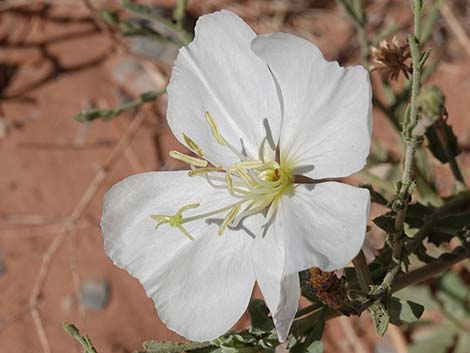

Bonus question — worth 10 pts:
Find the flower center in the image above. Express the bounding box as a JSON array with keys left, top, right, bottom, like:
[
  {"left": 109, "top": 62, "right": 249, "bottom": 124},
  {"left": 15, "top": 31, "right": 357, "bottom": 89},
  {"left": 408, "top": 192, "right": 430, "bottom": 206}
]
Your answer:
[{"left": 151, "top": 112, "right": 294, "bottom": 240}]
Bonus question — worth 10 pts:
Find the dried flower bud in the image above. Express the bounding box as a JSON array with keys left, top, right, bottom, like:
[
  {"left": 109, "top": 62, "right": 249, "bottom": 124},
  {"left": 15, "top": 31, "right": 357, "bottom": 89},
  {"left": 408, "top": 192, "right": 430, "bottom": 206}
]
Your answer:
[
  {"left": 302, "top": 268, "right": 348, "bottom": 310},
  {"left": 371, "top": 36, "right": 412, "bottom": 81}
]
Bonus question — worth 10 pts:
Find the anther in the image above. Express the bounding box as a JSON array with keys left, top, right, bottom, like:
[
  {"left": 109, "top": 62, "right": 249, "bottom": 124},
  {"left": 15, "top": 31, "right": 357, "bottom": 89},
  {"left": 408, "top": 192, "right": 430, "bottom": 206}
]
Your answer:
[
  {"left": 188, "top": 167, "right": 223, "bottom": 176},
  {"left": 204, "top": 111, "right": 225, "bottom": 145},
  {"left": 183, "top": 133, "right": 204, "bottom": 157},
  {"left": 225, "top": 171, "right": 234, "bottom": 194},
  {"left": 218, "top": 204, "right": 241, "bottom": 235},
  {"left": 169, "top": 150, "right": 208, "bottom": 167}
]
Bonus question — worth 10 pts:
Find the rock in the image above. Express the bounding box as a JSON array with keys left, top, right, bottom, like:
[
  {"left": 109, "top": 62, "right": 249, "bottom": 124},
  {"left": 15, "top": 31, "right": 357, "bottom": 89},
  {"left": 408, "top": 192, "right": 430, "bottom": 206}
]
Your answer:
[{"left": 80, "top": 279, "right": 110, "bottom": 310}]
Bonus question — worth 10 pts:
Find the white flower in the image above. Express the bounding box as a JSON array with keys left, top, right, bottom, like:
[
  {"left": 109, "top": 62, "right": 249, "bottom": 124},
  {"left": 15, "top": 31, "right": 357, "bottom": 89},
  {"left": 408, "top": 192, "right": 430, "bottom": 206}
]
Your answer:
[{"left": 101, "top": 10, "right": 371, "bottom": 343}]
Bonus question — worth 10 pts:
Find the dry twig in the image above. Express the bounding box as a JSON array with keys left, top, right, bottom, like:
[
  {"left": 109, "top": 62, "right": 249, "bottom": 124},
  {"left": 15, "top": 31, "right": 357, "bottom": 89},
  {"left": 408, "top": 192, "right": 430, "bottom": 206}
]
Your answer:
[{"left": 1, "top": 110, "right": 151, "bottom": 353}]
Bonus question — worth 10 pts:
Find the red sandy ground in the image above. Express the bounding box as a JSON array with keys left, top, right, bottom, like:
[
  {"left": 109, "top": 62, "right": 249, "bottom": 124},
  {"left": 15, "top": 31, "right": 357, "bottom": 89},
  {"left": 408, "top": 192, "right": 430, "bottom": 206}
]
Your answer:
[{"left": 0, "top": 1, "right": 468, "bottom": 353}]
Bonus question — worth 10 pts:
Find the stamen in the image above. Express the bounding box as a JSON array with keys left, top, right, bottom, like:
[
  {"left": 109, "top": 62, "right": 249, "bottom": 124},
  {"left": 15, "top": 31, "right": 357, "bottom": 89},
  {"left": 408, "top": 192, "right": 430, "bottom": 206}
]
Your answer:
[
  {"left": 204, "top": 111, "right": 225, "bottom": 145},
  {"left": 153, "top": 129, "right": 295, "bottom": 240},
  {"left": 169, "top": 150, "right": 208, "bottom": 167},
  {"left": 218, "top": 204, "right": 241, "bottom": 235},
  {"left": 183, "top": 133, "right": 204, "bottom": 157},
  {"left": 188, "top": 166, "right": 223, "bottom": 176},
  {"left": 236, "top": 168, "right": 254, "bottom": 187},
  {"left": 232, "top": 198, "right": 272, "bottom": 227},
  {"left": 225, "top": 170, "right": 234, "bottom": 194}
]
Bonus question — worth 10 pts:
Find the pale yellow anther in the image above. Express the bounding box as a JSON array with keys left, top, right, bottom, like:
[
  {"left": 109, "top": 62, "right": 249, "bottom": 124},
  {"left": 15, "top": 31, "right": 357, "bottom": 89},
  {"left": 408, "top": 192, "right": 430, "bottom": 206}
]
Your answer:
[
  {"left": 183, "top": 133, "right": 204, "bottom": 157},
  {"left": 218, "top": 204, "right": 241, "bottom": 235},
  {"left": 188, "top": 167, "right": 223, "bottom": 176},
  {"left": 169, "top": 150, "right": 208, "bottom": 167},
  {"left": 225, "top": 171, "right": 234, "bottom": 193},
  {"left": 204, "top": 111, "right": 225, "bottom": 145},
  {"left": 152, "top": 127, "right": 295, "bottom": 240}
]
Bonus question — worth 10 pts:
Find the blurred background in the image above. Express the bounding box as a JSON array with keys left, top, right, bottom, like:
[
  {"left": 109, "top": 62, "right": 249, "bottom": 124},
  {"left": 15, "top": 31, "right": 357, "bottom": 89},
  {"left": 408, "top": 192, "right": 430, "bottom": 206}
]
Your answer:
[{"left": 0, "top": 1, "right": 469, "bottom": 352}]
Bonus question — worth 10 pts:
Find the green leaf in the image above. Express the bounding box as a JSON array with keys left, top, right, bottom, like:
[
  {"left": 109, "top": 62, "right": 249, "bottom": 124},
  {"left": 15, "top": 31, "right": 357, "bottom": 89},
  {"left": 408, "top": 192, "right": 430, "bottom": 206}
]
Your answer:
[
  {"left": 428, "top": 211, "right": 470, "bottom": 246},
  {"left": 394, "top": 286, "right": 438, "bottom": 311},
  {"left": 74, "top": 90, "right": 165, "bottom": 122},
  {"left": 369, "top": 302, "right": 390, "bottom": 336},
  {"left": 406, "top": 202, "right": 435, "bottom": 227},
  {"left": 291, "top": 308, "right": 325, "bottom": 338},
  {"left": 247, "top": 299, "right": 274, "bottom": 333},
  {"left": 360, "top": 184, "right": 389, "bottom": 206},
  {"left": 425, "top": 123, "right": 461, "bottom": 164},
  {"left": 306, "top": 341, "right": 323, "bottom": 353},
  {"left": 373, "top": 213, "right": 395, "bottom": 233},
  {"left": 142, "top": 341, "right": 213, "bottom": 353},
  {"left": 389, "top": 297, "right": 424, "bottom": 325}
]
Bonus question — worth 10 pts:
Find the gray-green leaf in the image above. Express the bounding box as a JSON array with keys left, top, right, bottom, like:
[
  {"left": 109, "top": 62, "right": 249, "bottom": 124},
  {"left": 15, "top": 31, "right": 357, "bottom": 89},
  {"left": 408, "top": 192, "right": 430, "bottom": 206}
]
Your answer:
[
  {"left": 389, "top": 297, "right": 424, "bottom": 325},
  {"left": 369, "top": 302, "right": 390, "bottom": 337}
]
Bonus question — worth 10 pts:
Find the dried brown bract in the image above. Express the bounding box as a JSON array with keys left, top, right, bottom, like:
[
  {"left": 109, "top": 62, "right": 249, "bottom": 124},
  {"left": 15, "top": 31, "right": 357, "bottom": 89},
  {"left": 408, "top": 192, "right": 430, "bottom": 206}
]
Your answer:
[
  {"left": 302, "top": 268, "right": 348, "bottom": 310},
  {"left": 371, "top": 36, "right": 412, "bottom": 81}
]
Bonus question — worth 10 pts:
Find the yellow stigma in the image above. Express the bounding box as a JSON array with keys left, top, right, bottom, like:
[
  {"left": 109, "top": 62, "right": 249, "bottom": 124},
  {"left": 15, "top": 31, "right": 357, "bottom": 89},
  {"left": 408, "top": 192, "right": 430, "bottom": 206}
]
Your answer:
[
  {"left": 151, "top": 203, "right": 200, "bottom": 240},
  {"left": 153, "top": 111, "right": 294, "bottom": 240}
]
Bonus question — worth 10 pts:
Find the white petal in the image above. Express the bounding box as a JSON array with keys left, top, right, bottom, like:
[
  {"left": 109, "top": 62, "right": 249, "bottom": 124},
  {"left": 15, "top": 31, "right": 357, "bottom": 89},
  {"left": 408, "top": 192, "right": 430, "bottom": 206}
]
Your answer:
[
  {"left": 251, "top": 33, "right": 372, "bottom": 179},
  {"left": 279, "top": 182, "right": 370, "bottom": 273},
  {"left": 167, "top": 10, "right": 282, "bottom": 167},
  {"left": 252, "top": 221, "right": 300, "bottom": 341},
  {"left": 101, "top": 171, "right": 258, "bottom": 341}
]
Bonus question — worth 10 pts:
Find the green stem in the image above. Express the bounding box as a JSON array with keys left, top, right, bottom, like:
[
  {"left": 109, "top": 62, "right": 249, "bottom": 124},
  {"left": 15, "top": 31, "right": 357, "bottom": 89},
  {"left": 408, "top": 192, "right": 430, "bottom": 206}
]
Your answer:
[
  {"left": 390, "top": 1, "right": 424, "bottom": 264},
  {"left": 123, "top": 0, "right": 192, "bottom": 45},
  {"left": 173, "top": 0, "right": 189, "bottom": 30},
  {"left": 322, "top": 247, "right": 469, "bottom": 322},
  {"left": 64, "top": 323, "right": 99, "bottom": 353},
  {"left": 74, "top": 89, "right": 166, "bottom": 122},
  {"left": 391, "top": 246, "right": 469, "bottom": 292}
]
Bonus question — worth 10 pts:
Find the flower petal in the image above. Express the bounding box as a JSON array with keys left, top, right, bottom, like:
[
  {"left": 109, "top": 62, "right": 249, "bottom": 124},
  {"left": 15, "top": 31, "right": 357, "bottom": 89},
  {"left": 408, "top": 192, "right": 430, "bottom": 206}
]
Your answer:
[
  {"left": 167, "top": 10, "right": 282, "bottom": 167},
  {"left": 251, "top": 33, "right": 372, "bottom": 179},
  {"left": 252, "top": 221, "right": 300, "bottom": 341},
  {"left": 101, "top": 171, "right": 258, "bottom": 341},
  {"left": 278, "top": 182, "right": 370, "bottom": 273}
]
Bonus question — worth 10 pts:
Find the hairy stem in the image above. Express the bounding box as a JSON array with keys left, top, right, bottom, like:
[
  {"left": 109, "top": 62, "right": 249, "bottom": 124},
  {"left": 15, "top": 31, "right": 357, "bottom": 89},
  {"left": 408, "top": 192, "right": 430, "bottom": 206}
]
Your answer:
[
  {"left": 324, "top": 247, "right": 469, "bottom": 321},
  {"left": 392, "top": 247, "right": 469, "bottom": 292},
  {"left": 390, "top": 1, "right": 424, "bottom": 269}
]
